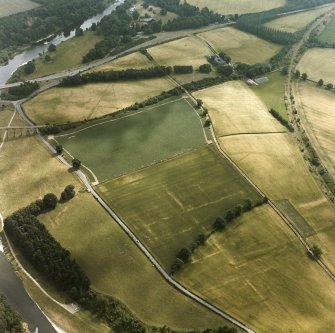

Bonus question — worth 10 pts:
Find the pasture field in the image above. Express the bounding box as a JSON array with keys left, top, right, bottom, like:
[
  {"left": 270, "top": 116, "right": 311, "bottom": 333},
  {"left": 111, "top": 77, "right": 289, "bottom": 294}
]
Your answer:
[
  {"left": 295, "top": 81, "right": 335, "bottom": 178},
  {"left": 39, "top": 192, "right": 230, "bottom": 331},
  {"left": 178, "top": 204, "right": 335, "bottom": 333},
  {"left": 319, "top": 14, "right": 335, "bottom": 43},
  {"left": 186, "top": 0, "right": 285, "bottom": 14},
  {"left": 23, "top": 77, "right": 175, "bottom": 124},
  {"left": 15, "top": 31, "right": 103, "bottom": 81},
  {"left": 98, "top": 145, "right": 261, "bottom": 268},
  {"left": 265, "top": 5, "right": 333, "bottom": 32},
  {"left": 55, "top": 98, "right": 207, "bottom": 181},
  {"left": 193, "top": 81, "right": 285, "bottom": 137},
  {"left": 250, "top": 71, "right": 288, "bottom": 120},
  {"left": 0, "top": 0, "right": 38, "bottom": 17},
  {"left": 297, "top": 48, "right": 335, "bottom": 85},
  {"left": 198, "top": 27, "right": 282, "bottom": 64},
  {"left": 148, "top": 36, "right": 212, "bottom": 68}
]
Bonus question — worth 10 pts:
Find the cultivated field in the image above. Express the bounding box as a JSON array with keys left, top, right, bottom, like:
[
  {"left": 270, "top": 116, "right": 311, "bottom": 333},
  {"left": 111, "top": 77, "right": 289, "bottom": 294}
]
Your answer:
[
  {"left": 56, "top": 98, "right": 207, "bottom": 181},
  {"left": 0, "top": 0, "right": 38, "bottom": 17},
  {"left": 178, "top": 204, "right": 335, "bottom": 333},
  {"left": 39, "top": 192, "right": 230, "bottom": 331},
  {"left": 23, "top": 77, "right": 175, "bottom": 124},
  {"left": 198, "top": 27, "right": 282, "bottom": 64},
  {"left": 295, "top": 81, "right": 335, "bottom": 178},
  {"left": 297, "top": 48, "right": 335, "bottom": 85},
  {"left": 98, "top": 145, "right": 261, "bottom": 267},
  {"left": 186, "top": 0, "right": 285, "bottom": 14},
  {"left": 250, "top": 71, "right": 288, "bottom": 120},
  {"left": 148, "top": 36, "right": 212, "bottom": 68},
  {"left": 193, "top": 81, "right": 285, "bottom": 137},
  {"left": 319, "top": 14, "right": 335, "bottom": 43},
  {"left": 265, "top": 5, "right": 333, "bottom": 33}
]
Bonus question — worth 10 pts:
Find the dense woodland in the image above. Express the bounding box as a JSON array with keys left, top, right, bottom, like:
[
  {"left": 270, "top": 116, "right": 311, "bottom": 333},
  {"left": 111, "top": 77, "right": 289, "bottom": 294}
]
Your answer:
[
  {"left": 6, "top": 81, "right": 39, "bottom": 100},
  {"left": 0, "top": 295, "right": 24, "bottom": 333}
]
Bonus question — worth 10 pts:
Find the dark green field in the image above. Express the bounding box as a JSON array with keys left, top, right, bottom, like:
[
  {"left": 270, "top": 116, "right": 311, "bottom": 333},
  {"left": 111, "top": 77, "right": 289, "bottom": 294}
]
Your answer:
[
  {"left": 98, "top": 145, "right": 261, "bottom": 268},
  {"left": 319, "top": 16, "right": 335, "bottom": 43},
  {"left": 56, "top": 98, "right": 207, "bottom": 181}
]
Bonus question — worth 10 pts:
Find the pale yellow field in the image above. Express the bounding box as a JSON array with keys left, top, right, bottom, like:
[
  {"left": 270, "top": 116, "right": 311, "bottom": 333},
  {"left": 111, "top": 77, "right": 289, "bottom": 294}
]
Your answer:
[
  {"left": 266, "top": 6, "right": 333, "bottom": 32},
  {"left": 298, "top": 48, "right": 335, "bottom": 85},
  {"left": 24, "top": 77, "right": 175, "bottom": 124},
  {"left": 198, "top": 27, "right": 282, "bottom": 64},
  {"left": 0, "top": 0, "right": 38, "bottom": 17},
  {"left": 186, "top": 0, "right": 286, "bottom": 14},
  {"left": 194, "top": 81, "right": 285, "bottom": 136},
  {"left": 179, "top": 204, "right": 335, "bottom": 333},
  {"left": 295, "top": 82, "right": 335, "bottom": 179},
  {"left": 149, "top": 36, "right": 212, "bottom": 68},
  {"left": 89, "top": 52, "right": 152, "bottom": 72}
]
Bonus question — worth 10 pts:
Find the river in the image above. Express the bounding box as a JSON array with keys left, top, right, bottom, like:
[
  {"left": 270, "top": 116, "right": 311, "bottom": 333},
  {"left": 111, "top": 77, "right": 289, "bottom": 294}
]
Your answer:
[{"left": 0, "top": 0, "right": 125, "bottom": 85}]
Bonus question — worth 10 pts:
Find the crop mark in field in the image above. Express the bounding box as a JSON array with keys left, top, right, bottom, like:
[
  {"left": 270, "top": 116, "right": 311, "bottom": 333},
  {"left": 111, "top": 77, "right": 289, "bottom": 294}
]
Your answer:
[{"left": 275, "top": 199, "right": 316, "bottom": 238}]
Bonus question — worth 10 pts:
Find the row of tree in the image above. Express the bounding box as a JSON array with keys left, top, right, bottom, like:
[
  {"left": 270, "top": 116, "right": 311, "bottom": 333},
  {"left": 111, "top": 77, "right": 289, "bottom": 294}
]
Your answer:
[
  {"left": 0, "top": 295, "right": 24, "bottom": 333},
  {"left": 269, "top": 108, "right": 294, "bottom": 132},
  {"left": 6, "top": 81, "right": 39, "bottom": 100}
]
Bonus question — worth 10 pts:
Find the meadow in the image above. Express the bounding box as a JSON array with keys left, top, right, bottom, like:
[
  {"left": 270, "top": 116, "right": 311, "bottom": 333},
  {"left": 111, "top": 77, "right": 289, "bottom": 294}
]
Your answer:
[
  {"left": 23, "top": 76, "right": 175, "bottom": 124},
  {"left": 265, "top": 5, "right": 333, "bottom": 33},
  {"left": 250, "top": 71, "right": 288, "bottom": 120},
  {"left": 193, "top": 81, "right": 286, "bottom": 137},
  {"left": 0, "top": 0, "right": 38, "bottom": 17},
  {"left": 55, "top": 98, "right": 207, "bottom": 181},
  {"left": 198, "top": 27, "right": 282, "bottom": 64},
  {"left": 178, "top": 204, "right": 335, "bottom": 333},
  {"left": 186, "top": 0, "right": 285, "bottom": 14},
  {"left": 98, "top": 145, "right": 261, "bottom": 268},
  {"left": 39, "top": 191, "right": 231, "bottom": 331},
  {"left": 318, "top": 14, "right": 335, "bottom": 43},
  {"left": 297, "top": 48, "right": 335, "bottom": 85}
]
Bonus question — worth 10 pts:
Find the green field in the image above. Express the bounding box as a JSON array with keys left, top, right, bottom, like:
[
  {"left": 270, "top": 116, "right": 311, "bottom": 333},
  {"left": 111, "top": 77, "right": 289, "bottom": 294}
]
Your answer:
[
  {"left": 98, "top": 145, "right": 261, "bottom": 268},
  {"left": 56, "top": 98, "right": 207, "bottom": 181},
  {"left": 178, "top": 204, "right": 335, "bottom": 333},
  {"left": 250, "top": 71, "right": 288, "bottom": 120},
  {"left": 319, "top": 14, "right": 335, "bottom": 43},
  {"left": 39, "top": 192, "right": 231, "bottom": 331},
  {"left": 0, "top": 0, "right": 38, "bottom": 17}
]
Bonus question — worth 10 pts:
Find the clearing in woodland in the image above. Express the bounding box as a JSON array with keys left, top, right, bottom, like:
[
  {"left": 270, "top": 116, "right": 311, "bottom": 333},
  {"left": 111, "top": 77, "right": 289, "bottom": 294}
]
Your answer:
[
  {"left": 297, "top": 48, "right": 335, "bottom": 85},
  {"left": 178, "top": 204, "right": 335, "bottom": 333},
  {"left": 97, "top": 145, "right": 261, "bottom": 268},
  {"left": 23, "top": 77, "right": 175, "bottom": 124},
  {"left": 55, "top": 97, "right": 207, "bottom": 181},
  {"left": 0, "top": 0, "right": 38, "bottom": 17},
  {"left": 193, "top": 80, "right": 286, "bottom": 137},
  {"left": 197, "top": 27, "right": 282, "bottom": 64},
  {"left": 186, "top": 0, "right": 285, "bottom": 14},
  {"left": 265, "top": 5, "right": 333, "bottom": 33}
]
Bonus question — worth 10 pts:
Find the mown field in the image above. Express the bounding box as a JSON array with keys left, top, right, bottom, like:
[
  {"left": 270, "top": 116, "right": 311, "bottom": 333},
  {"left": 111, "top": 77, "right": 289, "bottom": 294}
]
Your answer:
[
  {"left": 23, "top": 77, "right": 175, "bottom": 124},
  {"left": 198, "top": 27, "right": 282, "bottom": 64},
  {"left": 193, "top": 81, "right": 286, "bottom": 137},
  {"left": 0, "top": 0, "right": 38, "bottom": 17},
  {"left": 98, "top": 145, "right": 261, "bottom": 268},
  {"left": 319, "top": 14, "right": 335, "bottom": 43},
  {"left": 186, "top": 0, "right": 285, "bottom": 14},
  {"left": 250, "top": 71, "right": 288, "bottom": 120},
  {"left": 56, "top": 98, "right": 207, "bottom": 181},
  {"left": 265, "top": 5, "right": 333, "bottom": 32},
  {"left": 39, "top": 191, "right": 231, "bottom": 331},
  {"left": 178, "top": 204, "right": 335, "bottom": 333},
  {"left": 297, "top": 48, "right": 335, "bottom": 85},
  {"left": 295, "top": 81, "right": 335, "bottom": 178}
]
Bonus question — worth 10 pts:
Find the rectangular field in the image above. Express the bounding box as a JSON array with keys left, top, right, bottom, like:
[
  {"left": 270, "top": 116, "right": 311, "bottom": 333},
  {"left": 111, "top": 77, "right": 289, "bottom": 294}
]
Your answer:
[
  {"left": 265, "top": 5, "right": 333, "bottom": 32},
  {"left": 297, "top": 47, "right": 335, "bottom": 85},
  {"left": 178, "top": 204, "right": 335, "bottom": 333},
  {"left": 193, "top": 81, "right": 285, "bottom": 137},
  {"left": 23, "top": 77, "right": 175, "bottom": 124},
  {"left": 186, "top": 0, "right": 285, "bottom": 14},
  {"left": 319, "top": 14, "right": 335, "bottom": 43},
  {"left": 56, "top": 98, "right": 207, "bottom": 181},
  {"left": 98, "top": 145, "right": 261, "bottom": 268},
  {"left": 198, "top": 27, "right": 282, "bottom": 64},
  {"left": 0, "top": 0, "right": 38, "bottom": 17}
]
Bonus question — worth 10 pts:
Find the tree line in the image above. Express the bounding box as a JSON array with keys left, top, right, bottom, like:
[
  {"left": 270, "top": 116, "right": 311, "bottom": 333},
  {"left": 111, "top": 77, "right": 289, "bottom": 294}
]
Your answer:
[
  {"left": 269, "top": 109, "right": 294, "bottom": 132},
  {"left": 6, "top": 81, "right": 39, "bottom": 100},
  {"left": 0, "top": 295, "right": 24, "bottom": 333}
]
